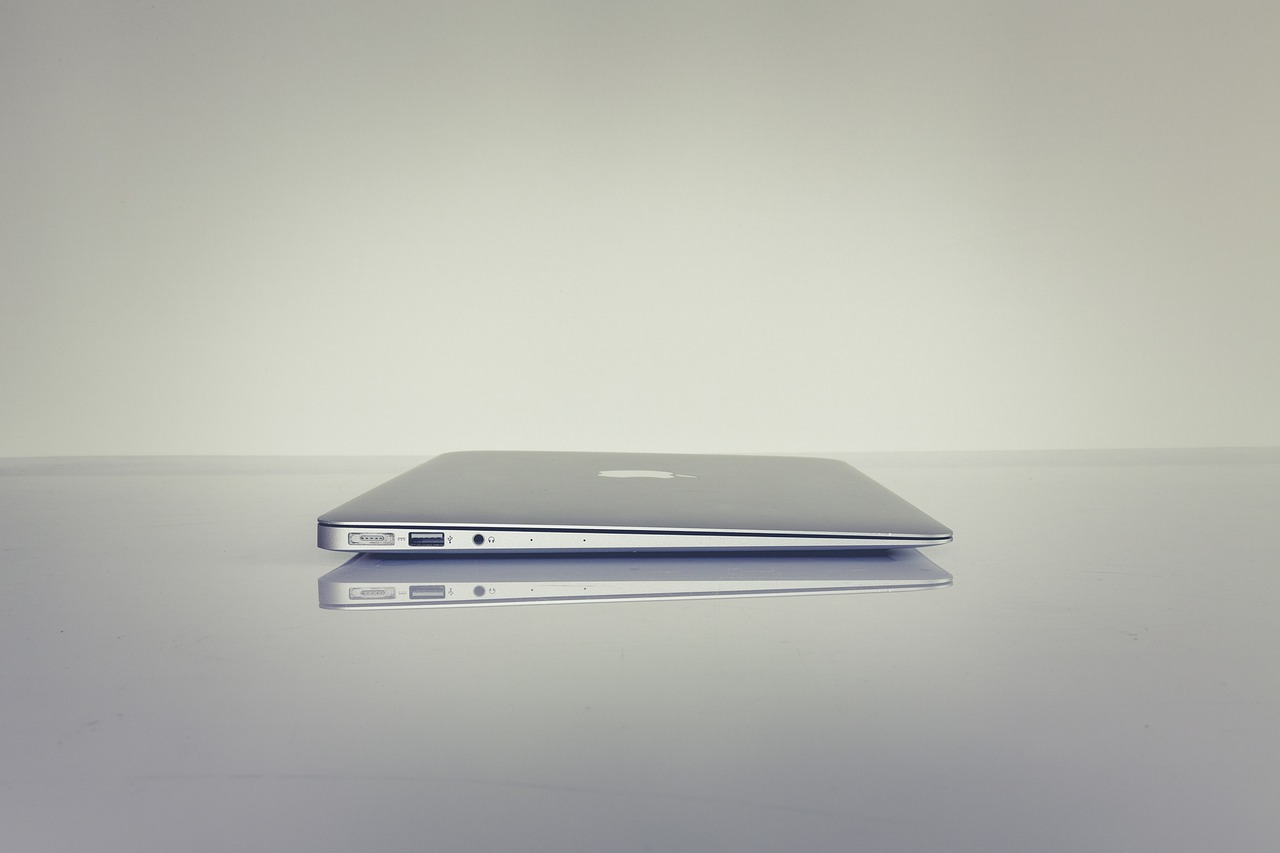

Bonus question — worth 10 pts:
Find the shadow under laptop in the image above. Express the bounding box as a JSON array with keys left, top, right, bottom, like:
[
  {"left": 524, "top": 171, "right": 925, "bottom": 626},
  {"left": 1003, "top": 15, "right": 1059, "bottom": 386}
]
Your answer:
[{"left": 318, "top": 549, "right": 951, "bottom": 609}]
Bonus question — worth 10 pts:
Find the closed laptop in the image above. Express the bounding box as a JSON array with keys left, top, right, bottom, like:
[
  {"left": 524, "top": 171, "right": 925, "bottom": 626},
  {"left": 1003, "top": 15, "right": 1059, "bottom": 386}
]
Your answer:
[{"left": 318, "top": 451, "right": 952, "bottom": 554}]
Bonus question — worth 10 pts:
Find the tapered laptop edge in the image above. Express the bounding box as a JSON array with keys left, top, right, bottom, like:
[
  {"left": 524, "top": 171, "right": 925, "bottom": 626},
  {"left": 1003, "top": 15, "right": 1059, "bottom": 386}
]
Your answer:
[{"left": 317, "top": 451, "right": 952, "bottom": 554}]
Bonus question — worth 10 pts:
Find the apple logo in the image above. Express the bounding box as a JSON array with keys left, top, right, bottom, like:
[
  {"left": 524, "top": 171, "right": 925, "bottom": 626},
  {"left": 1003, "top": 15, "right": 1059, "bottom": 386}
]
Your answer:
[{"left": 597, "top": 470, "right": 698, "bottom": 479}]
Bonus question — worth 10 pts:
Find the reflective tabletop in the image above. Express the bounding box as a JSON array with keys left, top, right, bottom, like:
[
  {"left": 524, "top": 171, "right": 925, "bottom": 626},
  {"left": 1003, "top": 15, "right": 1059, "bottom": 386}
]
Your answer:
[{"left": 2, "top": 450, "right": 1277, "bottom": 852}]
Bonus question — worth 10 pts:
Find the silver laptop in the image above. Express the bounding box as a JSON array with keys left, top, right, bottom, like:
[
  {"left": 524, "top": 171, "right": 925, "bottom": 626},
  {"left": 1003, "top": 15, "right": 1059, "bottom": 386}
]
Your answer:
[
  {"left": 318, "top": 451, "right": 951, "bottom": 554},
  {"left": 319, "top": 549, "right": 952, "bottom": 608}
]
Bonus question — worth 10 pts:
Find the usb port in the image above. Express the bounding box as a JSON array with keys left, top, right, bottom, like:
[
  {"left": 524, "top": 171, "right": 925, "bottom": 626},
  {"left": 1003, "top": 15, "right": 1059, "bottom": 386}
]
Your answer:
[
  {"left": 408, "top": 531, "right": 446, "bottom": 547},
  {"left": 409, "top": 584, "right": 447, "bottom": 599}
]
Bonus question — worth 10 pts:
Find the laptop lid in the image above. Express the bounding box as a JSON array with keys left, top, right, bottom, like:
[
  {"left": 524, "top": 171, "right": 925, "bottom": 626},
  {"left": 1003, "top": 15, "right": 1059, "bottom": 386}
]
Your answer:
[
  {"left": 317, "top": 451, "right": 951, "bottom": 553},
  {"left": 318, "top": 549, "right": 952, "bottom": 608}
]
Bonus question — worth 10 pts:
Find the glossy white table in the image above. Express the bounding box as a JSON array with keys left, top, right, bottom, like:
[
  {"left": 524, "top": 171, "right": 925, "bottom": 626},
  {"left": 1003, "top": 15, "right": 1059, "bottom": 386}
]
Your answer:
[{"left": 3, "top": 451, "right": 1277, "bottom": 852}]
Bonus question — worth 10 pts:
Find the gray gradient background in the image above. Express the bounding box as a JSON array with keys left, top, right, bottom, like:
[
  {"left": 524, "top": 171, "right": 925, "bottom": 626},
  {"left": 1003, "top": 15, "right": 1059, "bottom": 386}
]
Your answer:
[{"left": 4, "top": 1, "right": 1278, "bottom": 456}]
